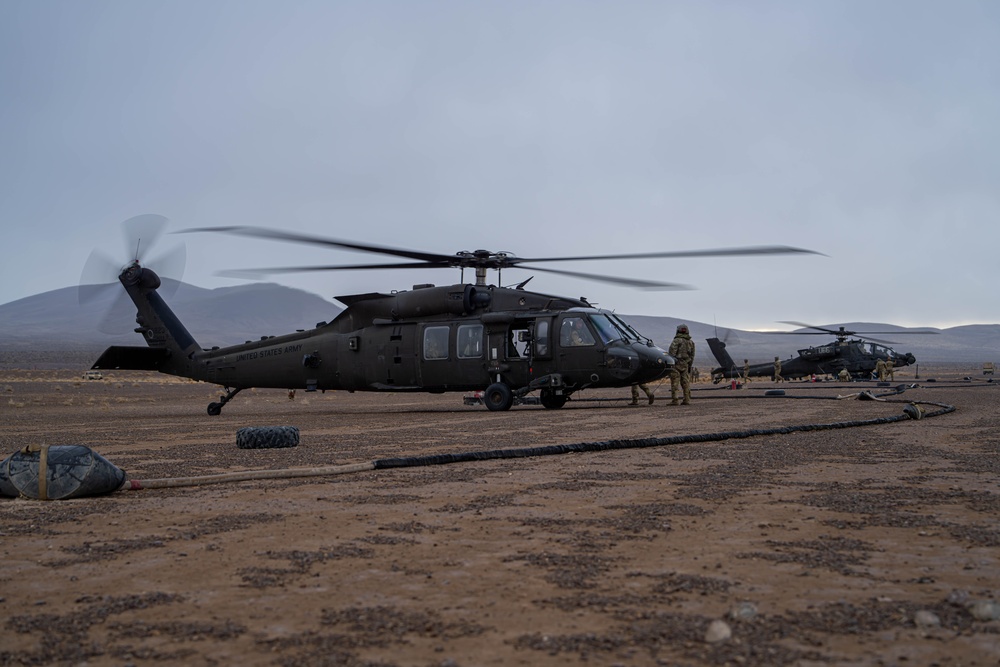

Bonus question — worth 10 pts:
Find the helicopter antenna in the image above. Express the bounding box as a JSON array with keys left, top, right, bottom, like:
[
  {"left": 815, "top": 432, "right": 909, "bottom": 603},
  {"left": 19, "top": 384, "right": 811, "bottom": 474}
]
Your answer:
[{"left": 134, "top": 238, "right": 142, "bottom": 261}]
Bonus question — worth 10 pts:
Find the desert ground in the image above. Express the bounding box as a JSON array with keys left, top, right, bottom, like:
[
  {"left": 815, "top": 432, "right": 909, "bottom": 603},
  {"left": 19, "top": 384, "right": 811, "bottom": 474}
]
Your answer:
[{"left": 1, "top": 364, "right": 998, "bottom": 666}]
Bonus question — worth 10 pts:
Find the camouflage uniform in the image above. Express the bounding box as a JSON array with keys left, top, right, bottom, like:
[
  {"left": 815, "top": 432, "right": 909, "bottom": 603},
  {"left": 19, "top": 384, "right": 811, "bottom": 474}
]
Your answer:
[
  {"left": 885, "top": 359, "right": 894, "bottom": 381},
  {"left": 773, "top": 357, "right": 783, "bottom": 383},
  {"left": 875, "top": 359, "right": 887, "bottom": 381},
  {"left": 742, "top": 359, "right": 751, "bottom": 386},
  {"left": 838, "top": 368, "right": 850, "bottom": 382},
  {"left": 668, "top": 325, "right": 696, "bottom": 405},
  {"left": 630, "top": 383, "right": 654, "bottom": 405}
]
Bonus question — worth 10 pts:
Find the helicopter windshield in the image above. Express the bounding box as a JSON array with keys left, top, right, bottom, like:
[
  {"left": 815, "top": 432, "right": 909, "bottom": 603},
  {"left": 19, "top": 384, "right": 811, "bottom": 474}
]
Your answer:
[
  {"left": 588, "top": 314, "right": 623, "bottom": 345},
  {"left": 606, "top": 313, "right": 644, "bottom": 342}
]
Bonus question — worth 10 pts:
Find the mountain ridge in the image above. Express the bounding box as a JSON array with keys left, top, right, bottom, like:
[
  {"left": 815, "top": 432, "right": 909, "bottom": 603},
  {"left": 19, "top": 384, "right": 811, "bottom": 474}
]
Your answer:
[{"left": 1, "top": 282, "right": 996, "bottom": 366}]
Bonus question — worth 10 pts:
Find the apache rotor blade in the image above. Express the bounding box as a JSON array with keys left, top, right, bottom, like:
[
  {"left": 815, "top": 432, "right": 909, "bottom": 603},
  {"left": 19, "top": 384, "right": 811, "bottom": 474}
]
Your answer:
[
  {"left": 179, "top": 226, "right": 456, "bottom": 265},
  {"left": 518, "top": 245, "right": 824, "bottom": 264},
  {"left": 777, "top": 321, "right": 938, "bottom": 336},
  {"left": 515, "top": 265, "right": 693, "bottom": 291}
]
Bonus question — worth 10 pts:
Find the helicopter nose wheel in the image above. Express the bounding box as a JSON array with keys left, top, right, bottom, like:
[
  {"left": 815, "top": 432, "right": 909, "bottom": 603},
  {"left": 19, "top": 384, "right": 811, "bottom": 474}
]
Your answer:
[{"left": 483, "top": 382, "right": 514, "bottom": 411}]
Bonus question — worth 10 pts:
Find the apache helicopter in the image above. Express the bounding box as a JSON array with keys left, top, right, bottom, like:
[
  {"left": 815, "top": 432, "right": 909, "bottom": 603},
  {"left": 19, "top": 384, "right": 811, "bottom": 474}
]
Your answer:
[
  {"left": 86, "top": 215, "right": 819, "bottom": 414},
  {"left": 707, "top": 321, "right": 934, "bottom": 382}
]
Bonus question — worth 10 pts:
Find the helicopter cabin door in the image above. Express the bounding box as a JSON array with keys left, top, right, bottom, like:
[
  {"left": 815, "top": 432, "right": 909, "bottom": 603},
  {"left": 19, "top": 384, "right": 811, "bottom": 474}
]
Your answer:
[
  {"left": 369, "top": 323, "right": 418, "bottom": 389},
  {"left": 417, "top": 322, "right": 488, "bottom": 391},
  {"left": 482, "top": 318, "right": 532, "bottom": 389},
  {"left": 555, "top": 314, "right": 605, "bottom": 388}
]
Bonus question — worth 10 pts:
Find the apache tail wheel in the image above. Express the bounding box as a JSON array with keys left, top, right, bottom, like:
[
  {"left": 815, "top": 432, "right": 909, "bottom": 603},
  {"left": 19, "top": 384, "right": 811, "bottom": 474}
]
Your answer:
[
  {"left": 539, "top": 389, "right": 568, "bottom": 409},
  {"left": 483, "top": 382, "right": 514, "bottom": 411},
  {"left": 207, "top": 402, "right": 223, "bottom": 416}
]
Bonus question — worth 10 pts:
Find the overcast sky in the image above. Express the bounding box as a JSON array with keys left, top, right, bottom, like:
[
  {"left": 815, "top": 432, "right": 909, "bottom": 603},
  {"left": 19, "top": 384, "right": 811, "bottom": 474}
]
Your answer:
[{"left": 2, "top": 0, "right": 997, "bottom": 331}]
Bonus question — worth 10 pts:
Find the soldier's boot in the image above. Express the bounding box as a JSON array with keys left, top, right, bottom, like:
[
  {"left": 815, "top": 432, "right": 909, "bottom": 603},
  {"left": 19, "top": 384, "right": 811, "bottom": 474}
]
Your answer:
[
  {"left": 647, "top": 393, "right": 655, "bottom": 405},
  {"left": 682, "top": 389, "right": 691, "bottom": 405}
]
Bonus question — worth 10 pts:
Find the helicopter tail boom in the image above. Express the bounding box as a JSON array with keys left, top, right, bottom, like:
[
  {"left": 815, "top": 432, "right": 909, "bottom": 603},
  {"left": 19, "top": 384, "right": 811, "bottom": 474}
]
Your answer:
[
  {"left": 706, "top": 337, "right": 740, "bottom": 378},
  {"left": 92, "top": 262, "right": 203, "bottom": 378}
]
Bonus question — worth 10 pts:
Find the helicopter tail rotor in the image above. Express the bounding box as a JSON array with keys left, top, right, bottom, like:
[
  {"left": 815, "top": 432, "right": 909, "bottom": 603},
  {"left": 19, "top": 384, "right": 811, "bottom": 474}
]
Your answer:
[{"left": 79, "top": 215, "right": 186, "bottom": 334}]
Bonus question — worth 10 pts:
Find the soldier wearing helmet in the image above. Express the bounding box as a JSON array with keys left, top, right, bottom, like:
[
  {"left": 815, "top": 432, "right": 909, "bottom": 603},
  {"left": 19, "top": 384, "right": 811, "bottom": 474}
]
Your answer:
[{"left": 668, "top": 324, "right": 696, "bottom": 405}]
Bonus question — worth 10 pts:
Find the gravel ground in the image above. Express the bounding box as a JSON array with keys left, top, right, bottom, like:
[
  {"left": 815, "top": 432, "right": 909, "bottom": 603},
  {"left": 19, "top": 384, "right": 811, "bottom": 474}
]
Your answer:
[{"left": 1, "top": 365, "right": 998, "bottom": 666}]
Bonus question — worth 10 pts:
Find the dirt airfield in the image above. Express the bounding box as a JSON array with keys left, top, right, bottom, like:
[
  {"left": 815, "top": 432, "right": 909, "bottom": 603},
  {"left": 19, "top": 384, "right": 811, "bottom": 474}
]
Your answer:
[{"left": 1, "top": 365, "right": 998, "bottom": 666}]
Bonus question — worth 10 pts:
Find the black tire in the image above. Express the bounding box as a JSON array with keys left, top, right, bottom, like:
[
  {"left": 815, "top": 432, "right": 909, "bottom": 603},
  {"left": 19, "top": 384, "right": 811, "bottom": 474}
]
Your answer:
[
  {"left": 207, "top": 402, "right": 223, "bottom": 416},
  {"left": 483, "top": 383, "right": 514, "bottom": 412},
  {"left": 764, "top": 389, "right": 785, "bottom": 396},
  {"left": 539, "top": 389, "right": 568, "bottom": 409},
  {"left": 236, "top": 426, "right": 300, "bottom": 449}
]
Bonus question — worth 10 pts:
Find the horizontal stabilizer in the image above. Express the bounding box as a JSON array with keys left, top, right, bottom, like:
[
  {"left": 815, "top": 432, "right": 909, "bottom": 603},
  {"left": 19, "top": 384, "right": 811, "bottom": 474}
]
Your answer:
[{"left": 92, "top": 346, "right": 171, "bottom": 371}]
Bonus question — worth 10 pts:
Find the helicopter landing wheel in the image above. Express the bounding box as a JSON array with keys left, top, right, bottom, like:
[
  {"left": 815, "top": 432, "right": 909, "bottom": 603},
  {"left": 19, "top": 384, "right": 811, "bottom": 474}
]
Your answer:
[
  {"left": 483, "top": 382, "right": 514, "bottom": 411},
  {"left": 539, "top": 389, "right": 568, "bottom": 409},
  {"left": 207, "top": 387, "right": 243, "bottom": 416}
]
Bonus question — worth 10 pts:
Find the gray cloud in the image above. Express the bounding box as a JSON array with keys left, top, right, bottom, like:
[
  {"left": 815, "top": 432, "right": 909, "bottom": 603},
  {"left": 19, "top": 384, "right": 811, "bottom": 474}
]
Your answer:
[{"left": 2, "top": 0, "right": 997, "bottom": 331}]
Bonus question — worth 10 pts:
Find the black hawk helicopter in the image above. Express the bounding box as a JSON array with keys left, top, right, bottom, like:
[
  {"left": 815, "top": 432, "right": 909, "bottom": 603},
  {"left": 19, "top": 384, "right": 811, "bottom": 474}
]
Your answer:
[
  {"left": 707, "top": 321, "right": 934, "bottom": 382},
  {"left": 87, "top": 216, "right": 819, "bottom": 414}
]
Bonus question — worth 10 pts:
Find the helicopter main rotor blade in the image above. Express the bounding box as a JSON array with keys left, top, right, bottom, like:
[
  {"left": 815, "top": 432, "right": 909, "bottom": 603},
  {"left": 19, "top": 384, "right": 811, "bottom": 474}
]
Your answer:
[
  {"left": 179, "top": 226, "right": 457, "bottom": 265},
  {"left": 516, "top": 265, "right": 694, "bottom": 290},
  {"left": 518, "top": 245, "right": 824, "bottom": 264},
  {"left": 216, "top": 260, "right": 456, "bottom": 278}
]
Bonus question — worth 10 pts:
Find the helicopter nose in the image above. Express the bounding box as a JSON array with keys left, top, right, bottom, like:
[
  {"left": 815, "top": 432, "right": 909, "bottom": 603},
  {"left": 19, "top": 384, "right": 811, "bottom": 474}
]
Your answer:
[{"left": 635, "top": 344, "right": 674, "bottom": 382}]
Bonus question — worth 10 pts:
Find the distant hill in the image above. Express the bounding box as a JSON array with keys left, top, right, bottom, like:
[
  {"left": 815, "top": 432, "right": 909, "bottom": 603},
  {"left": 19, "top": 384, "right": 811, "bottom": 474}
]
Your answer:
[
  {"left": 0, "top": 280, "right": 341, "bottom": 367},
  {"left": 0, "top": 282, "right": 996, "bottom": 368}
]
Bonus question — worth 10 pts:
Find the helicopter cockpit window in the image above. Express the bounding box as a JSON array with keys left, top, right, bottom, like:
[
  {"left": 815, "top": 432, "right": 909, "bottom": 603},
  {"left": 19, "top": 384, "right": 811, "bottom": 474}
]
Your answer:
[
  {"left": 423, "top": 326, "right": 449, "bottom": 360},
  {"left": 589, "top": 314, "right": 621, "bottom": 345},
  {"left": 608, "top": 314, "right": 642, "bottom": 341},
  {"left": 560, "top": 317, "right": 596, "bottom": 347},
  {"left": 534, "top": 320, "right": 550, "bottom": 357},
  {"left": 457, "top": 324, "right": 483, "bottom": 359}
]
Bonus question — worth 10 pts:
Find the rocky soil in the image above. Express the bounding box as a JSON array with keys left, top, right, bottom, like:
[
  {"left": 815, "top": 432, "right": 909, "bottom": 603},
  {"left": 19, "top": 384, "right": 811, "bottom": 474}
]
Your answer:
[{"left": 1, "top": 365, "right": 998, "bottom": 666}]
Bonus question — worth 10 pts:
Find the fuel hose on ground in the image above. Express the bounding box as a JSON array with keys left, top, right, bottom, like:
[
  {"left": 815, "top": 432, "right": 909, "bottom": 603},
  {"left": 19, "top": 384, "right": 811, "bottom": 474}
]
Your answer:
[{"left": 0, "top": 387, "right": 964, "bottom": 499}]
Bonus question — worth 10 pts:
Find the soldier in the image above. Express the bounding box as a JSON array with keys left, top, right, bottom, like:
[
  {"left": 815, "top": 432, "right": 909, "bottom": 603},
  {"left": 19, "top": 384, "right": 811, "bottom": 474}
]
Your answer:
[
  {"left": 668, "top": 324, "right": 696, "bottom": 405},
  {"left": 886, "top": 358, "right": 895, "bottom": 381},
  {"left": 742, "top": 359, "right": 751, "bottom": 386},
  {"left": 773, "top": 357, "right": 783, "bottom": 383},
  {"left": 630, "top": 383, "right": 655, "bottom": 406},
  {"left": 875, "top": 358, "right": 887, "bottom": 381},
  {"left": 838, "top": 368, "right": 850, "bottom": 382}
]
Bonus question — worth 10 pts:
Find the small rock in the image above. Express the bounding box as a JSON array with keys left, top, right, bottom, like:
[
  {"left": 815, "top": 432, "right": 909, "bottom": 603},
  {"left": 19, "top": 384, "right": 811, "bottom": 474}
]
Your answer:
[
  {"left": 946, "top": 590, "right": 970, "bottom": 606},
  {"left": 968, "top": 600, "right": 1000, "bottom": 621},
  {"left": 914, "top": 610, "right": 940, "bottom": 627},
  {"left": 705, "top": 619, "right": 732, "bottom": 643},
  {"left": 729, "top": 602, "right": 758, "bottom": 621}
]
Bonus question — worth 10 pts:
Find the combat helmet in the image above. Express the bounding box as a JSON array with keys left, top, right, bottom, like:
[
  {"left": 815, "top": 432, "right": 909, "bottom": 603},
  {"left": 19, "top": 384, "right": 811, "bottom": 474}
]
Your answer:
[{"left": 676, "top": 324, "right": 689, "bottom": 334}]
